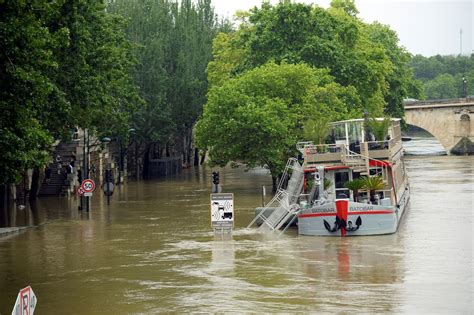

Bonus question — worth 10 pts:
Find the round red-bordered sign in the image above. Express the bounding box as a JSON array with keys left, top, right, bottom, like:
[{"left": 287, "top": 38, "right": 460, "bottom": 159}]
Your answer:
[{"left": 81, "top": 179, "right": 95, "bottom": 193}]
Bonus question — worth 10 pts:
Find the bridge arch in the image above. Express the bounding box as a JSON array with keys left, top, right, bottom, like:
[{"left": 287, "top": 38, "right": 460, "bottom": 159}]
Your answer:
[{"left": 404, "top": 98, "right": 474, "bottom": 154}]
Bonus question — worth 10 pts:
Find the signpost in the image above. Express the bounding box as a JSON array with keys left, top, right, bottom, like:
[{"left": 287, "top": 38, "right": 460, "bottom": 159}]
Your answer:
[
  {"left": 210, "top": 193, "right": 234, "bottom": 234},
  {"left": 81, "top": 179, "right": 95, "bottom": 197},
  {"left": 11, "top": 286, "right": 37, "bottom": 315}
]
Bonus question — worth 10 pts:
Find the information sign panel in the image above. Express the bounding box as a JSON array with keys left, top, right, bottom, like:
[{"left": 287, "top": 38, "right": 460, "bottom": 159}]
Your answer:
[{"left": 210, "top": 193, "right": 234, "bottom": 231}]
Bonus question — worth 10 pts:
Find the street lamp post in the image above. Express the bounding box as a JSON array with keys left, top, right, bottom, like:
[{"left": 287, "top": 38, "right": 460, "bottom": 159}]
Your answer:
[
  {"left": 80, "top": 128, "right": 90, "bottom": 212},
  {"left": 462, "top": 76, "right": 468, "bottom": 98}
]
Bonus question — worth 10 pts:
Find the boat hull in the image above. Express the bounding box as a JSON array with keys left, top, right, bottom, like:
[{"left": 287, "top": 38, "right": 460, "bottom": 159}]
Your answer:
[{"left": 298, "top": 187, "right": 410, "bottom": 236}]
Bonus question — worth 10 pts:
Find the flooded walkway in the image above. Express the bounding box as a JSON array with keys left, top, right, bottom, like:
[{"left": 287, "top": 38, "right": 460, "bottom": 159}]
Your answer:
[{"left": 0, "top": 140, "right": 472, "bottom": 313}]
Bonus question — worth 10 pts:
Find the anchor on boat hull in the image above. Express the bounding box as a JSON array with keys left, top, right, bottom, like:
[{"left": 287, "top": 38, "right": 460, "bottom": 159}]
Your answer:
[{"left": 323, "top": 216, "right": 362, "bottom": 233}]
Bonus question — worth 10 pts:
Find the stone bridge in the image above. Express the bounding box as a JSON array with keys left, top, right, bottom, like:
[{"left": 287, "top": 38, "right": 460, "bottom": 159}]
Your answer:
[{"left": 404, "top": 98, "right": 474, "bottom": 155}]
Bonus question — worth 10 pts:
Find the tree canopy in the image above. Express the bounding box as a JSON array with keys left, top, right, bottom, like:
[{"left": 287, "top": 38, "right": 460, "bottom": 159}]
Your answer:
[
  {"left": 0, "top": 0, "right": 141, "bottom": 184},
  {"left": 411, "top": 54, "right": 474, "bottom": 99},
  {"left": 196, "top": 0, "right": 419, "bottom": 186},
  {"left": 196, "top": 62, "right": 359, "bottom": 184},
  {"left": 108, "top": 0, "right": 227, "bottom": 168}
]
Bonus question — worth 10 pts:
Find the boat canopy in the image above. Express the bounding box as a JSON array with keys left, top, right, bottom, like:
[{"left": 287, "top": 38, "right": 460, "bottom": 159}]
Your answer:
[{"left": 328, "top": 118, "right": 401, "bottom": 148}]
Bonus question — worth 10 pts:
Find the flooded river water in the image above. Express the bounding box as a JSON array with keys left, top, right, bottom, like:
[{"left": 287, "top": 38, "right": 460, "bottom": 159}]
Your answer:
[{"left": 0, "top": 139, "right": 472, "bottom": 313}]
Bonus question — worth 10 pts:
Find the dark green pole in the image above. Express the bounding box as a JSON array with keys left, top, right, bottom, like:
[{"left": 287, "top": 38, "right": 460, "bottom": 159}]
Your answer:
[{"left": 85, "top": 129, "right": 90, "bottom": 212}]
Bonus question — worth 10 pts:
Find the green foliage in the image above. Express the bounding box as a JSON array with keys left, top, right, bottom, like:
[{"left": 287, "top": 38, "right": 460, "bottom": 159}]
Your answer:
[
  {"left": 423, "top": 73, "right": 458, "bottom": 99},
  {"left": 303, "top": 119, "right": 331, "bottom": 145},
  {"left": 195, "top": 62, "right": 355, "bottom": 179},
  {"left": 0, "top": 0, "right": 58, "bottom": 183},
  {"left": 0, "top": 0, "right": 142, "bottom": 184},
  {"left": 51, "top": 0, "right": 142, "bottom": 139},
  {"left": 365, "top": 22, "right": 422, "bottom": 118},
  {"left": 344, "top": 177, "right": 364, "bottom": 201},
  {"left": 361, "top": 175, "right": 385, "bottom": 191},
  {"left": 206, "top": 1, "right": 417, "bottom": 119},
  {"left": 344, "top": 178, "right": 365, "bottom": 191},
  {"left": 324, "top": 178, "right": 333, "bottom": 191},
  {"left": 411, "top": 54, "right": 474, "bottom": 99},
  {"left": 330, "top": 0, "right": 359, "bottom": 17},
  {"left": 109, "top": 0, "right": 225, "bottom": 162},
  {"left": 367, "top": 117, "right": 391, "bottom": 141}
]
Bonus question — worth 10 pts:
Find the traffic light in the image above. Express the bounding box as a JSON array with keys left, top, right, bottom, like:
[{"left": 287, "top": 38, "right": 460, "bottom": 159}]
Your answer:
[{"left": 212, "top": 171, "right": 219, "bottom": 185}]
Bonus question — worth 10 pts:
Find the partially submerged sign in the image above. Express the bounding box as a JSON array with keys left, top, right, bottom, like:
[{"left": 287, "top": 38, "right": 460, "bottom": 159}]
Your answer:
[
  {"left": 81, "top": 179, "right": 95, "bottom": 195},
  {"left": 12, "top": 286, "right": 37, "bottom": 315},
  {"left": 210, "top": 193, "right": 234, "bottom": 233}
]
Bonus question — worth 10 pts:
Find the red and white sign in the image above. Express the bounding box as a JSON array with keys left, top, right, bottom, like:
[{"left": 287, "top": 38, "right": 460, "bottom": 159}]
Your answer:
[
  {"left": 11, "top": 286, "right": 37, "bottom": 315},
  {"left": 81, "top": 179, "right": 95, "bottom": 193},
  {"left": 76, "top": 187, "right": 85, "bottom": 196}
]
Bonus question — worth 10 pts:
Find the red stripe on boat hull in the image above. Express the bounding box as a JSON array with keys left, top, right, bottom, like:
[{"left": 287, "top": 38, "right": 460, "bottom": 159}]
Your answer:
[{"left": 298, "top": 210, "right": 394, "bottom": 218}]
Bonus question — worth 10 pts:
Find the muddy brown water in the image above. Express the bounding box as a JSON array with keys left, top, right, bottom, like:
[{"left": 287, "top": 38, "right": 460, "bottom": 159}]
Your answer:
[{"left": 0, "top": 139, "right": 472, "bottom": 313}]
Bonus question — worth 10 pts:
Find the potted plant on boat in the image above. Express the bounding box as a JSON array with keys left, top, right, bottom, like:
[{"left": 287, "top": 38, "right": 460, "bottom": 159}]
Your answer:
[
  {"left": 303, "top": 118, "right": 331, "bottom": 153},
  {"left": 366, "top": 117, "right": 391, "bottom": 149},
  {"left": 361, "top": 175, "right": 385, "bottom": 204},
  {"left": 344, "top": 178, "right": 364, "bottom": 202}
]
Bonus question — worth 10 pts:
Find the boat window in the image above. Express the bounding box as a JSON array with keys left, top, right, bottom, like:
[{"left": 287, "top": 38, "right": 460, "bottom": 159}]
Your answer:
[
  {"left": 333, "top": 123, "right": 347, "bottom": 144},
  {"left": 335, "top": 171, "right": 350, "bottom": 199},
  {"left": 335, "top": 172, "right": 349, "bottom": 188},
  {"left": 348, "top": 121, "right": 363, "bottom": 143}
]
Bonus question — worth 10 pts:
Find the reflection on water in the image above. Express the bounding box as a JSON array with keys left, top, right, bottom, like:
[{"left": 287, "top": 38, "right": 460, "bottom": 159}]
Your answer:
[{"left": 0, "top": 139, "right": 472, "bottom": 313}]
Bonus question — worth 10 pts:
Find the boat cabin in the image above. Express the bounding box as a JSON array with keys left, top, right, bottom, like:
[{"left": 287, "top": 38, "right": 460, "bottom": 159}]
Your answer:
[{"left": 297, "top": 118, "right": 406, "bottom": 207}]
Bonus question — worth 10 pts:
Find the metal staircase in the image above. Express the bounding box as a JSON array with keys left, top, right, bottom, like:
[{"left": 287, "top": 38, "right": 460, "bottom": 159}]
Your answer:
[
  {"left": 341, "top": 145, "right": 388, "bottom": 183},
  {"left": 247, "top": 158, "right": 304, "bottom": 231}
]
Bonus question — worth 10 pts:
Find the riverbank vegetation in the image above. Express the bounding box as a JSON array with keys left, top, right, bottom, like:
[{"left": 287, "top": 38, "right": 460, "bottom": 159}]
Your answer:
[
  {"left": 411, "top": 54, "right": 474, "bottom": 99},
  {"left": 3, "top": 0, "right": 442, "bottom": 198},
  {"left": 1, "top": 0, "right": 224, "bottom": 195},
  {"left": 195, "top": 0, "right": 420, "bottom": 189}
]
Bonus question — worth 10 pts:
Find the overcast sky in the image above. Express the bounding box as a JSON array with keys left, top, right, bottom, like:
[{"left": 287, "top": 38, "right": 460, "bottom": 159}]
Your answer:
[{"left": 212, "top": 0, "right": 473, "bottom": 57}]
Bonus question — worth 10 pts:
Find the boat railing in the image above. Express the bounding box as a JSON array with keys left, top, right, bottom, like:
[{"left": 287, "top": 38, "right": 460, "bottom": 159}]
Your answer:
[
  {"left": 298, "top": 142, "right": 344, "bottom": 155},
  {"left": 356, "top": 189, "right": 395, "bottom": 206}
]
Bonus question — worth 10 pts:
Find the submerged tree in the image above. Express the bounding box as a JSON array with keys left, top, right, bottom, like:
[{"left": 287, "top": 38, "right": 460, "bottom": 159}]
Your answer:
[
  {"left": 195, "top": 62, "right": 358, "bottom": 190},
  {"left": 109, "top": 0, "right": 226, "bottom": 174},
  {"left": 196, "top": 0, "right": 418, "bottom": 187}
]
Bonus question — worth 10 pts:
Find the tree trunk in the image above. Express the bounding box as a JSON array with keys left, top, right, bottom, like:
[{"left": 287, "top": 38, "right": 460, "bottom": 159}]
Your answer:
[
  {"left": 272, "top": 175, "right": 278, "bottom": 193},
  {"left": 200, "top": 151, "right": 206, "bottom": 165},
  {"left": 29, "top": 167, "right": 40, "bottom": 200},
  {"left": 194, "top": 148, "right": 199, "bottom": 166},
  {"left": 369, "top": 190, "right": 376, "bottom": 204},
  {"left": 143, "top": 146, "right": 151, "bottom": 179}
]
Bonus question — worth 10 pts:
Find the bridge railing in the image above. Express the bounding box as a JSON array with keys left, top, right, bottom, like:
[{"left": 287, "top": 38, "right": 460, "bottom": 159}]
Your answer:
[{"left": 404, "top": 97, "right": 474, "bottom": 107}]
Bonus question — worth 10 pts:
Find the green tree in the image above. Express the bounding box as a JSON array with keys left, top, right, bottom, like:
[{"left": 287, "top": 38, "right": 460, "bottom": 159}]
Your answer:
[
  {"left": 208, "top": 1, "right": 418, "bottom": 119},
  {"left": 196, "top": 62, "right": 356, "bottom": 190},
  {"left": 410, "top": 54, "right": 474, "bottom": 98},
  {"left": 109, "top": 0, "right": 224, "bottom": 173},
  {"left": 424, "top": 73, "right": 457, "bottom": 99},
  {"left": 51, "top": 0, "right": 141, "bottom": 140},
  {"left": 365, "top": 22, "right": 422, "bottom": 118},
  {"left": 0, "top": 0, "right": 60, "bottom": 184}
]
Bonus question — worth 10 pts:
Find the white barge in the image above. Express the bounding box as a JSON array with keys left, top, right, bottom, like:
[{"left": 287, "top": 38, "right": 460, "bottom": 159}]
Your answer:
[{"left": 249, "top": 118, "right": 410, "bottom": 236}]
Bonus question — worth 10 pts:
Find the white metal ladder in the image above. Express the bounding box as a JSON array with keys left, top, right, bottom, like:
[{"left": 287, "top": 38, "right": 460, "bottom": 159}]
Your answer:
[{"left": 247, "top": 158, "right": 304, "bottom": 231}]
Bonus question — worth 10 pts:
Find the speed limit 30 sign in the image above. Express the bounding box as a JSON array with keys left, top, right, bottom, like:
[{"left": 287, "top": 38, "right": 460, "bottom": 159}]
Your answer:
[{"left": 81, "top": 179, "right": 95, "bottom": 193}]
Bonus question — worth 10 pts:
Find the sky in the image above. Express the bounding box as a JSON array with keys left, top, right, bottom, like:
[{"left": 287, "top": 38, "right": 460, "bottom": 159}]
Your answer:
[{"left": 212, "top": 0, "right": 473, "bottom": 57}]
